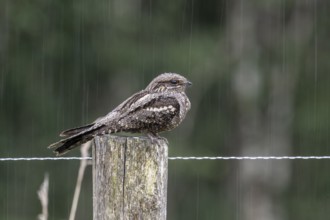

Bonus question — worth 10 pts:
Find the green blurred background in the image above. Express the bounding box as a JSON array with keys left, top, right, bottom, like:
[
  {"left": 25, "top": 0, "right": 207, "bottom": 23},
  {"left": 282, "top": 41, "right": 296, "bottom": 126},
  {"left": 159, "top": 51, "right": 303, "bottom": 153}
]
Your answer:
[{"left": 1, "top": 0, "right": 330, "bottom": 219}]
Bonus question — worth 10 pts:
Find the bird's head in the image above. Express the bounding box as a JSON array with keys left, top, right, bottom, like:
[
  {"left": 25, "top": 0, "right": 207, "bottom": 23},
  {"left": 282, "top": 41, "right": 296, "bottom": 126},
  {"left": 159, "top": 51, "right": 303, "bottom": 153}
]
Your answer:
[{"left": 146, "top": 73, "right": 192, "bottom": 93}]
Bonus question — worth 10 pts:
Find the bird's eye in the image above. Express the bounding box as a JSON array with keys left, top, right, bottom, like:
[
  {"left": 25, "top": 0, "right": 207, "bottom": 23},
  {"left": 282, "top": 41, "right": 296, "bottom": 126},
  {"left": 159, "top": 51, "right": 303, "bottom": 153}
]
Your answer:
[{"left": 170, "top": 79, "right": 178, "bottom": 85}]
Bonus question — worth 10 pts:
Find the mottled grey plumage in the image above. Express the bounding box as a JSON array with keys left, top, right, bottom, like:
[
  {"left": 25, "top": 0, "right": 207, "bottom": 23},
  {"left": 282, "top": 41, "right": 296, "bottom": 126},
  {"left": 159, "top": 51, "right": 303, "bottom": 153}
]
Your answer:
[{"left": 48, "top": 73, "right": 192, "bottom": 155}]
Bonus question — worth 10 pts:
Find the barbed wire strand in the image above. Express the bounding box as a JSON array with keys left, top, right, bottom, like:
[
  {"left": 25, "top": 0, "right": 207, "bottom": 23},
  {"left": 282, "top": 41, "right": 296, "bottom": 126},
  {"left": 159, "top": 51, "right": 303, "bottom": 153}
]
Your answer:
[{"left": 1, "top": 156, "right": 330, "bottom": 161}]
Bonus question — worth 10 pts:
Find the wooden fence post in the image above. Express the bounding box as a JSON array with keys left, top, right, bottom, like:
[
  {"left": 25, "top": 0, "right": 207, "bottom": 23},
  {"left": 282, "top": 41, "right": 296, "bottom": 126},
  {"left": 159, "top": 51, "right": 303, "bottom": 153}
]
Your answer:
[{"left": 93, "top": 135, "right": 168, "bottom": 220}]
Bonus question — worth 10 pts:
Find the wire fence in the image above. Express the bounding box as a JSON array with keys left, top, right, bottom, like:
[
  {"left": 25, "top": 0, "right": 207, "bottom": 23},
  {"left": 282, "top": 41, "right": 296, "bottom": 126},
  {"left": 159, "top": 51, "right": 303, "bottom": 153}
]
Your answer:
[{"left": 1, "top": 156, "right": 330, "bottom": 161}]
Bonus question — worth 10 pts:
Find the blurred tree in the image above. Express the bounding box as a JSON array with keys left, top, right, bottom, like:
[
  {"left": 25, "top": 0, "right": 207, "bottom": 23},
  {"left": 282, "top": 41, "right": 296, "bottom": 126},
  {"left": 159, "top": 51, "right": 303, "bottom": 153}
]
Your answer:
[{"left": 227, "top": 1, "right": 316, "bottom": 219}]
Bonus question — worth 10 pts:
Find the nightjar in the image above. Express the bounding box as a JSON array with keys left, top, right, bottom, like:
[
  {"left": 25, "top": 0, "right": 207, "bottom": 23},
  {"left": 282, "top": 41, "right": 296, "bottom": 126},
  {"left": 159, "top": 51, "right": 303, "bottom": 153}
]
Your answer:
[{"left": 49, "top": 73, "right": 192, "bottom": 155}]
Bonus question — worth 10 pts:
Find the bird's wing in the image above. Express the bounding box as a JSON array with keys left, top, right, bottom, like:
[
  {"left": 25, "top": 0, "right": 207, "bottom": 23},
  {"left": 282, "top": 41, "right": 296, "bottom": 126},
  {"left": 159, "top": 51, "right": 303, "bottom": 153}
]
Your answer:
[
  {"left": 114, "top": 90, "right": 150, "bottom": 112},
  {"left": 116, "top": 95, "right": 181, "bottom": 132},
  {"left": 91, "top": 90, "right": 150, "bottom": 126}
]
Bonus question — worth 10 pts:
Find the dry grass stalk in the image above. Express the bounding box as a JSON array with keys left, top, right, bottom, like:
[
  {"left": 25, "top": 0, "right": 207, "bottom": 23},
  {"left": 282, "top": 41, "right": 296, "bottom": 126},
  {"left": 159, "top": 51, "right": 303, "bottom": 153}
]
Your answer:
[
  {"left": 69, "top": 141, "right": 91, "bottom": 220},
  {"left": 37, "top": 173, "right": 49, "bottom": 220}
]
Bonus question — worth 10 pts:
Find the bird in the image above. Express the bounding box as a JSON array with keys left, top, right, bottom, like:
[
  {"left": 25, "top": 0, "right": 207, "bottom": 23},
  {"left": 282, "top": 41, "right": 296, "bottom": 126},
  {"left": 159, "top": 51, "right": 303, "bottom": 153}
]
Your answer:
[{"left": 48, "top": 73, "right": 192, "bottom": 156}]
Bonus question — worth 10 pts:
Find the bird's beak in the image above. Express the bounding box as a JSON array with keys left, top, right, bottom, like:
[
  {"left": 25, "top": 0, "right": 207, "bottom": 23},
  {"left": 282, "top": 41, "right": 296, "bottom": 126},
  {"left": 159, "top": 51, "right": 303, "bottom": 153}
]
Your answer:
[{"left": 186, "top": 81, "right": 193, "bottom": 87}]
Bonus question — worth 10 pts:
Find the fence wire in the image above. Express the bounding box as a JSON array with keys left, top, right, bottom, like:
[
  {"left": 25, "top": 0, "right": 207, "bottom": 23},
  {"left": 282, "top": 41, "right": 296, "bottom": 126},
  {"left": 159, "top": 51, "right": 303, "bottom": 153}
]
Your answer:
[{"left": 1, "top": 156, "right": 330, "bottom": 161}]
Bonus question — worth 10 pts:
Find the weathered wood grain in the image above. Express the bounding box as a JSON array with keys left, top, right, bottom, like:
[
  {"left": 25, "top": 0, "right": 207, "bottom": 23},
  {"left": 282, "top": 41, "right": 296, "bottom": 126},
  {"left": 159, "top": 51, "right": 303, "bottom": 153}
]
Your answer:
[{"left": 93, "top": 135, "right": 168, "bottom": 220}]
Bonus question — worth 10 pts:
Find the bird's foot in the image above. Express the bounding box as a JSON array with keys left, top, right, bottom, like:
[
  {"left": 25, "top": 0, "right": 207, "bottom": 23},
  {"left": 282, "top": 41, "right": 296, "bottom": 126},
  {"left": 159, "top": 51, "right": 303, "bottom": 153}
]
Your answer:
[
  {"left": 147, "top": 133, "right": 168, "bottom": 145},
  {"left": 158, "top": 136, "right": 169, "bottom": 145}
]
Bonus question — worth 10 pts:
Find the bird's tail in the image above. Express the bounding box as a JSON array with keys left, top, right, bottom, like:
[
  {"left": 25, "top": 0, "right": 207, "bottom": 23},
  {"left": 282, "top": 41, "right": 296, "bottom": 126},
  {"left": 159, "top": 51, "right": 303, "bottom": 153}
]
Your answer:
[
  {"left": 48, "top": 123, "right": 105, "bottom": 156},
  {"left": 59, "top": 123, "right": 95, "bottom": 137}
]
